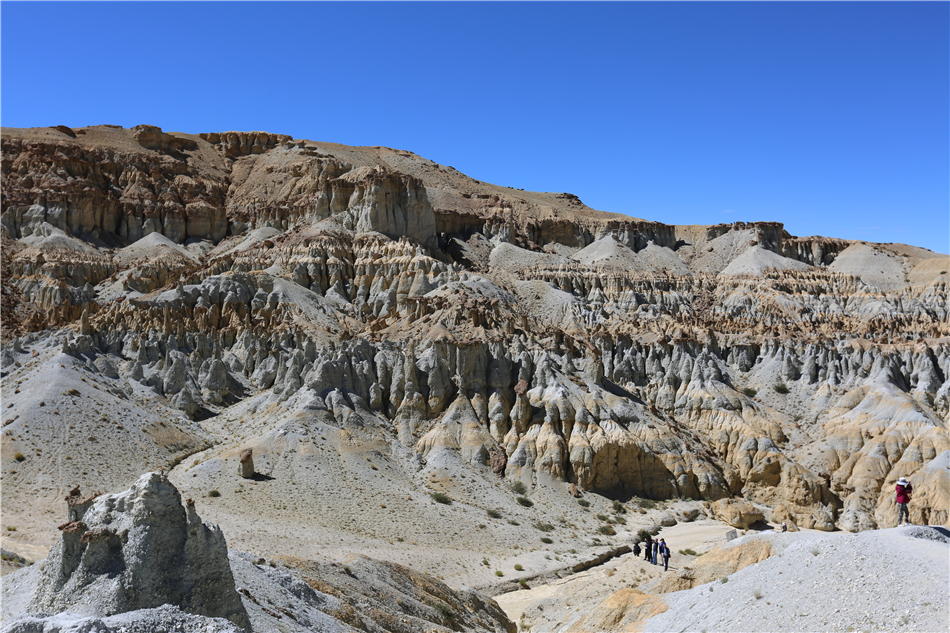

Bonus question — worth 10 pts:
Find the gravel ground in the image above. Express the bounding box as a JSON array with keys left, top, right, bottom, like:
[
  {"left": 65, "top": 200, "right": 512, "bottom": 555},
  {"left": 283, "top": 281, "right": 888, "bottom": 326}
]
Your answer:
[{"left": 643, "top": 526, "right": 950, "bottom": 633}]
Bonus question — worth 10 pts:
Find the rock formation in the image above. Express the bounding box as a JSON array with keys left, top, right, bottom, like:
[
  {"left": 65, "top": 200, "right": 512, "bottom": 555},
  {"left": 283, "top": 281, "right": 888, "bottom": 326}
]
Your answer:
[
  {"left": 2, "top": 123, "right": 948, "bottom": 547},
  {"left": 2, "top": 474, "right": 516, "bottom": 633},
  {"left": 27, "top": 473, "right": 250, "bottom": 630}
]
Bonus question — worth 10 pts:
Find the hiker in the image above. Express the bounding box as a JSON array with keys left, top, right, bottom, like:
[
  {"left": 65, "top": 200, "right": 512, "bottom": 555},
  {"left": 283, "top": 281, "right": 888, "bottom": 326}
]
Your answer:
[
  {"left": 633, "top": 541, "right": 641, "bottom": 557},
  {"left": 651, "top": 538, "right": 659, "bottom": 565},
  {"left": 896, "top": 477, "right": 913, "bottom": 526},
  {"left": 660, "top": 538, "right": 671, "bottom": 571},
  {"left": 782, "top": 521, "right": 787, "bottom": 533},
  {"left": 644, "top": 536, "right": 653, "bottom": 561}
]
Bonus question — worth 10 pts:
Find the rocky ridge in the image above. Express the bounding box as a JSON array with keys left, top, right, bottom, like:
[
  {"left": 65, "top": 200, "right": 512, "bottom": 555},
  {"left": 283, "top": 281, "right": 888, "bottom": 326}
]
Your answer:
[{"left": 1, "top": 124, "right": 948, "bottom": 585}]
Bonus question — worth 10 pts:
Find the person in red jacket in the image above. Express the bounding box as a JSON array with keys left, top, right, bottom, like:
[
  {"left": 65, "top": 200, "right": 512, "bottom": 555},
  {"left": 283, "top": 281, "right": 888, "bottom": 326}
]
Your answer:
[{"left": 895, "top": 476, "right": 913, "bottom": 526}]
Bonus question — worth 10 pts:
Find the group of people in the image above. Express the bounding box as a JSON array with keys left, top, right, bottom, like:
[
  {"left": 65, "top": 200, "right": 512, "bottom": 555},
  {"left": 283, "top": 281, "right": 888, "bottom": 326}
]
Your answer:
[
  {"left": 632, "top": 536, "right": 671, "bottom": 571},
  {"left": 622, "top": 476, "right": 913, "bottom": 580}
]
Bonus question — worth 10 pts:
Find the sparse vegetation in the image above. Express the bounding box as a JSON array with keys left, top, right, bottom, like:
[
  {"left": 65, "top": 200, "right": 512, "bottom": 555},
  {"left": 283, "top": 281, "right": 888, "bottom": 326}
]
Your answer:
[
  {"left": 743, "top": 387, "right": 758, "bottom": 398},
  {"left": 612, "top": 500, "right": 626, "bottom": 514},
  {"left": 534, "top": 522, "right": 555, "bottom": 532},
  {"left": 611, "top": 515, "right": 626, "bottom": 525},
  {"left": 516, "top": 496, "right": 533, "bottom": 508},
  {"left": 495, "top": 570, "right": 504, "bottom": 577},
  {"left": 598, "top": 525, "right": 616, "bottom": 536},
  {"left": 6, "top": 526, "right": 16, "bottom": 532},
  {"left": 14, "top": 453, "right": 25, "bottom": 462},
  {"left": 577, "top": 499, "right": 590, "bottom": 508},
  {"left": 773, "top": 383, "right": 789, "bottom": 394},
  {"left": 636, "top": 529, "right": 652, "bottom": 541},
  {"left": 721, "top": 576, "right": 729, "bottom": 583},
  {"left": 519, "top": 579, "right": 528, "bottom": 588},
  {"left": 514, "top": 563, "right": 523, "bottom": 571},
  {"left": 540, "top": 537, "right": 553, "bottom": 544},
  {"left": 636, "top": 497, "right": 657, "bottom": 510},
  {"left": 679, "top": 548, "right": 697, "bottom": 556},
  {"left": 596, "top": 513, "right": 608, "bottom": 521},
  {"left": 487, "top": 508, "right": 502, "bottom": 519},
  {"left": 208, "top": 490, "right": 221, "bottom": 498},
  {"left": 431, "top": 492, "right": 452, "bottom": 505},
  {"left": 510, "top": 481, "right": 527, "bottom": 495},
  {"left": 434, "top": 603, "right": 454, "bottom": 619}
]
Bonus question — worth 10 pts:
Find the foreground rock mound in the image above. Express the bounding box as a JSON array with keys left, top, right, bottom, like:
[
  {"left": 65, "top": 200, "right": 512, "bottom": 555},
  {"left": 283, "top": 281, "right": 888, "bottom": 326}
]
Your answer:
[
  {"left": 2, "top": 473, "right": 517, "bottom": 633},
  {"left": 25, "top": 473, "right": 250, "bottom": 630}
]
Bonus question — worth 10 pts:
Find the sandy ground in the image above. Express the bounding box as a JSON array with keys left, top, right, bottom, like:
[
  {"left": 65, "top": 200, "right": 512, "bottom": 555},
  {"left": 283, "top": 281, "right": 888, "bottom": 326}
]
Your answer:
[{"left": 495, "top": 518, "right": 744, "bottom": 623}]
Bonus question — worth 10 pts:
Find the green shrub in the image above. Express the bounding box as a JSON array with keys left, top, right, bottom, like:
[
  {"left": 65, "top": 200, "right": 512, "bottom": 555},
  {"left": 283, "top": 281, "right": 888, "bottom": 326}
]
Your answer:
[
  {"left": 679, "top": 548, "right": 697, "bottom": 556},
  {"left": 721, "top": 576, "right": 729, "bottom": 584},
  {"left": 743, "top": 387, "right": 757, "bottom": 398},
  {"left": 598, "top": 525, "right": 616, "bottom": 536},
  {"left": 431, "top": 492, "right": 452, "bottom": 505},
  {"left": 14, "top": 453, "right": 25, "bottom": 462},
  {"left": 6, "top": 526, "right": 16, "bottom": 532},
  {"left": 636, "top": 528, "right": 652, "bottom": 542},
  {"left": 577, "top": 499, "right": 590, "bottom": 507},
  {"left": 612, "top": 500, "right": 626, "bottom": 514},
  {"left": 495, "top": 570, "right": 504, "bottom": 577},
  {"left": 208, "top": 490, "right": 221, "bottom": 498},
  {"left": 540, "top": 537, "right": 553, "bottom": 544},
  {"left": 510, "top": 481, "right": 527, "bottom": 495},
  {"left": 514, "top": 563, "right": 523, "bottom": 571},
  {"left": 519, "top": 579, "right": 528, "bottom": 588},
  {"left": 516, "top": 496, "right": 533, "bottom": 508},
  {"left": 773, "top": 384, "right": 789, "bottom": 394},
  {"left": 612, "top": 515, "right": 626, "bottom": 525},
  {"left": 487, "top": 508, "right": 502, "bottom": 519},
  {"left": 534, "top": 522, "right": 555, "bottom": 532}
]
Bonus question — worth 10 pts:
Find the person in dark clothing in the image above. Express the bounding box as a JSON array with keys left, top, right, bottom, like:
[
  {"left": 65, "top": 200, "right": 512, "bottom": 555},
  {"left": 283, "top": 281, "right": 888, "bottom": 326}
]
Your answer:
[
  {"left": 896, "top": 477, "right": 913, "bottom": 525},
  {"left": 659, "top": 539, "right": 670, "bottom": 571},
  {"left": 633, "top": 542, "right": 641, "bottom": 557},
  {"left": 651, "top": 539, "right": 659, "bottom": 565},
  {"left": 644, "top": 537, "right": 653, "bottom": 561}
]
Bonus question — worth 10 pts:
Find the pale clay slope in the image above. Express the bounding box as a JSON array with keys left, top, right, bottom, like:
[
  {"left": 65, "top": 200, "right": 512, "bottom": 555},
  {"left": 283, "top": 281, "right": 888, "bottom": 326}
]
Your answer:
[
  {"left": 512, "top": 526, "right": 949, "bottom": 633},
  {"left": 719, "top": 245, "right": 813, "bottom": 276}
]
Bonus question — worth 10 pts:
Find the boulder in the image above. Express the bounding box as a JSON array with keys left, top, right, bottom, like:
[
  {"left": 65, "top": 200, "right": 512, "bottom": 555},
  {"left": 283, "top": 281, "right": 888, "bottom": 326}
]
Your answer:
[
  {"left": 770, "top": 504, "right": 799, "bottom": 531},
  {"left": 710, "top": 499, "right": 764, "bottom": 529},
  {"left": 657, "top": 512, "right": 678, "bottom": 527}
]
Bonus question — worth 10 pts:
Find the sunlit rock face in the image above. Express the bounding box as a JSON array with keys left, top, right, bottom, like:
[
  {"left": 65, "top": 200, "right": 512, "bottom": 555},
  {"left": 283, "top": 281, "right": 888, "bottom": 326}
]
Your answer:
[{"left": 2, "top": 124, "right": 948, "bottom": 533}]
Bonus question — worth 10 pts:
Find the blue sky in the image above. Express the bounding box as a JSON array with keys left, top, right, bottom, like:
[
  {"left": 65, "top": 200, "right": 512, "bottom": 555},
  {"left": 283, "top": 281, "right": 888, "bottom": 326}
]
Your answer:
[{"left": 3, "top": 2, "right": 947, "bottom": 254}]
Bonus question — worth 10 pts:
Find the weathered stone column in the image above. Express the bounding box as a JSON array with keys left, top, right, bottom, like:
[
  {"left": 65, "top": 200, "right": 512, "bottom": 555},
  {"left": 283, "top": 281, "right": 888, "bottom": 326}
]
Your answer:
[{"left": 238, "top": 448, "right": 254, "bottom": 479}]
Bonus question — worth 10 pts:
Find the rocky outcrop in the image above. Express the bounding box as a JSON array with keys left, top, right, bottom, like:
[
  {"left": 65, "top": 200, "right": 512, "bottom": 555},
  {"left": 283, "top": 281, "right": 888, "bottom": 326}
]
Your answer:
[
  {"left": 709, "top": 499, "right": 765, "bottom": 529},
  {"left": 653, "top": 537, "right": 776, "bottom": 593},
  {"left": 2, "top": 124, "right": 948, "bottom": 536},
  {"left": 27, "top": 473, "right": 250, "bottom": 630}
]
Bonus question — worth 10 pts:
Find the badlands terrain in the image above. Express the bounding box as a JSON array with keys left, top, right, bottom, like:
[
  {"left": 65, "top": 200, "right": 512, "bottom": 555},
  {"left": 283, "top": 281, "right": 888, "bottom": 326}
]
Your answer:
[{"left": 1, "top": 124, "right": 948, "bottom": 631}]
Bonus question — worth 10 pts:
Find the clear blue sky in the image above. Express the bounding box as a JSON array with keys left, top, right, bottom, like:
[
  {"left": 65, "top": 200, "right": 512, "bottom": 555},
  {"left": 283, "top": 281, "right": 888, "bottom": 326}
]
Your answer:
[{"left": 3, "top": 2, "right": 947, "bottom": 254}]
